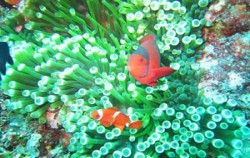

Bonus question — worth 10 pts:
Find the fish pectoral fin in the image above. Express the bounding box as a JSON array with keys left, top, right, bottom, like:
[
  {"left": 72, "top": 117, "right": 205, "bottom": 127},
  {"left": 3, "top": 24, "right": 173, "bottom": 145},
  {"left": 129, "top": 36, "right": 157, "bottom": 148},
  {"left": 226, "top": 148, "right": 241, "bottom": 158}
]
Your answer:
[
  {"left": 114, "top": 124, "right": 125, "bottom": 131},
  {"left": 151, "top": 67, "right": 175, "bottom": 78},
  {"left": 100, "top": 115, "right": 115, "bottom": 127},
  {"left": 136, "top": 72, "right": 158, "bottom": 86},
  {"left": 129, "top": 120, "right": 143, "bottom": 129}
]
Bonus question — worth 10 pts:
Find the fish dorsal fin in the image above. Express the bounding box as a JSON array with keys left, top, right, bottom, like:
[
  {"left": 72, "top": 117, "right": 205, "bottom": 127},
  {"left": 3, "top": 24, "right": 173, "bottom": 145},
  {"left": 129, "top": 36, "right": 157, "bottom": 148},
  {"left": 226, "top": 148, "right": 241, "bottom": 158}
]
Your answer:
[
  {"left": 100, "top": 115, "right": 115, "bottom": 127},
  {"left": 108, "top": 107, "right": 118, "bottom": 111},
  {"left": 103, "top": 107, "right": 118, "bottom": 116},
  {"left": 139, "top": 34, "right": 156, "bottom": 44}
]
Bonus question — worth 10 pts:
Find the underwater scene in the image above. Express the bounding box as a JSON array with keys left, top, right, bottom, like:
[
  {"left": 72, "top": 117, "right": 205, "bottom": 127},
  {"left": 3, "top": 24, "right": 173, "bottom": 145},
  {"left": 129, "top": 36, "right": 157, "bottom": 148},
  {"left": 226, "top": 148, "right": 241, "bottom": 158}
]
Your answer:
[{"left": 0, "top": 0, "right": 249, "bottom": 157}]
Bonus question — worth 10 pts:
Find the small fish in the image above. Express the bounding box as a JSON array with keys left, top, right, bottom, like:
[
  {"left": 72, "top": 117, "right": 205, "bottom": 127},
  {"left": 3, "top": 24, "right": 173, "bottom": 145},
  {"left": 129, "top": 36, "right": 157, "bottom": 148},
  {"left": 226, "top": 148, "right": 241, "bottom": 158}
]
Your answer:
[
  {"left": 90, "top": 107, "right": 143, "bottom": 131},
  {"left": 5, "top": 0, "right": 20, "bottom": 5},
  {"left": 128, "top": 34, "right": 175, "bottom": 86},
  {"left": 15, "top": 25, "right": 23, "bottom": 33},
  {"left": 0, "top": 42, "right": 14, "bottom": 80}
]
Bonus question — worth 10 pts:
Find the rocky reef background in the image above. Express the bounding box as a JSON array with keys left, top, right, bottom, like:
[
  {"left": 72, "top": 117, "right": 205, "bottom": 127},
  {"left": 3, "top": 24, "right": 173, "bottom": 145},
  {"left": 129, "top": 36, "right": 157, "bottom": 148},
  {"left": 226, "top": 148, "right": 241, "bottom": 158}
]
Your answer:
[
  {"left": 199, "top": 0, "right": 250, "bottom": 155},
  {"left": 0, "top": 0, "right": 249, "bottom": 157},
  {"left": 200, "top": 0, "right": 250, "bottom": 112}
]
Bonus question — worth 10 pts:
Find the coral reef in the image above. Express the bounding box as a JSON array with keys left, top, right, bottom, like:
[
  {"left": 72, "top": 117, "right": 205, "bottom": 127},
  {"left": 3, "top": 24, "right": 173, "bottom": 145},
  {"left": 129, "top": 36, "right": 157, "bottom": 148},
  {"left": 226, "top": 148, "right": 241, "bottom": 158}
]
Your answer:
[
  {"left": 204, "top": 0, "right": 250, "bottom": 36},
  {"left": 199, "top": 0, "right": 250, "bottom": 156},
  {"left": 0, "top": 0, "right": 249, "bottom": 157},
  {"left": 200, "top": 0, "right": 250, "bottom": 116},
  {"left": 199, "top": 31, "right": 250, "bottom": 108}
]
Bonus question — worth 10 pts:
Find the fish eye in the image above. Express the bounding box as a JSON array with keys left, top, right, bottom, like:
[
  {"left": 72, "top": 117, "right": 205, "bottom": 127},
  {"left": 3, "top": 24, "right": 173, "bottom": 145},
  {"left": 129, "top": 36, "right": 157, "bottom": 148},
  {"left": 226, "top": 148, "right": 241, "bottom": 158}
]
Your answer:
[
  {"left": 139, "top": 58, "right": 144, "bottom": 62},
  {"left": 94, "top": 113, "right": 100, "bottom": 118},
  {"left": 91, "top": 111, "right": 100, "bottom": 119}
]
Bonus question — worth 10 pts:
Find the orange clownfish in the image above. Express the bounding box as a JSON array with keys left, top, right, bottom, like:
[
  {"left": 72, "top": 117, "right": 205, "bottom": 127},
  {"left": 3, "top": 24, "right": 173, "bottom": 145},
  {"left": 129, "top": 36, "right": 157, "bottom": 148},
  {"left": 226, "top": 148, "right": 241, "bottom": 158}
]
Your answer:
[
  {"left": 90, "top": 107, "right": 143, "bottom": 131},
  {"left": 128, "top": 34, "right": 175, "bottom": 86},
  {"left": 5, "top": 0, "right": 20, "bottom": 5}
]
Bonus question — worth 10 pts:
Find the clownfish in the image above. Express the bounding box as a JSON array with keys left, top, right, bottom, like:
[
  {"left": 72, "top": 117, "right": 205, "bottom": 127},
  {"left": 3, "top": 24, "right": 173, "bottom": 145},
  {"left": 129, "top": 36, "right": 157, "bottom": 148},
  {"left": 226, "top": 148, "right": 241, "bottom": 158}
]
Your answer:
[
  {"left": 90, "top": 107, "right": 143, "bottom": 131},
  {"left": 5, "top": 0, "right": 20, "bottom": 5},
  {"left": 128, "top": 34, "right": 175, "bottom": 86}
]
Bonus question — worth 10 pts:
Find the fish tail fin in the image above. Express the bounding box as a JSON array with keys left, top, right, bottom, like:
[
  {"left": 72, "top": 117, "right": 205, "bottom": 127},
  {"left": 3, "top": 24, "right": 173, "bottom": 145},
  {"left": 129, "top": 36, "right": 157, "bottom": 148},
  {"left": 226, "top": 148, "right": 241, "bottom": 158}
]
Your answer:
[
  {"left": 129, "top": 120, "right": 143, "bottom": 129},
  {"left": 139, "top": 34, "right": 156, "bottom": 44},
  {"left": 152, "top": 67, "right": 175, "bottom": 78}
]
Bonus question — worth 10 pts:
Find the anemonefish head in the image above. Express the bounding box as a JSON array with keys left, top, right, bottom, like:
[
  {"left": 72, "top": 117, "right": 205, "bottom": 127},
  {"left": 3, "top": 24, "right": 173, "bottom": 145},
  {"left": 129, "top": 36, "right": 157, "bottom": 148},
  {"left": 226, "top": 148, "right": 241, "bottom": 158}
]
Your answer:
[
  {"left": 90, "top": 109, "right": 103, "bottom": 120},
  {"left": 128, "top": 54, "right": 148, "bottom": 77}
]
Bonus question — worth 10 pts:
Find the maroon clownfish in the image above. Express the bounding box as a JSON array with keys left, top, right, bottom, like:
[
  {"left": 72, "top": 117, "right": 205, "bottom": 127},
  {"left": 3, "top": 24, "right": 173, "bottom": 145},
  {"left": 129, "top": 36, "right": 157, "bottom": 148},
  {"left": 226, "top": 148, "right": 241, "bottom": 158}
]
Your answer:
[
  {"left": 90, "top": 107, "right": 143, "bottom": 131},
  {"left": 128, "top": 34, "right": 175, "bottom": 86}
]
